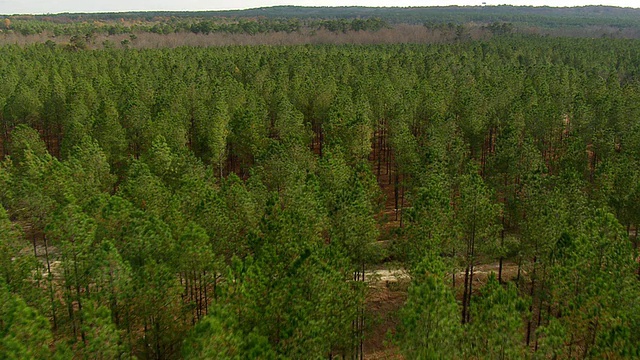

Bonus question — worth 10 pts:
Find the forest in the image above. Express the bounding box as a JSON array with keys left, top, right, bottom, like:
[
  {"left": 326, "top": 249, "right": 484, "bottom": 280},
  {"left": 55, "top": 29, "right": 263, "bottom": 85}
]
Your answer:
[{"left": 1, "top": 7, "right": 640, "bottom": 359}]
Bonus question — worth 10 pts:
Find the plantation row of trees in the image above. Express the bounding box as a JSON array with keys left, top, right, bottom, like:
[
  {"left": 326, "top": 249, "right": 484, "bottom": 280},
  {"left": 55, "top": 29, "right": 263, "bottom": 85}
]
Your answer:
[{"left": 1, "top": 36, "right": 640, "bottom": 358}]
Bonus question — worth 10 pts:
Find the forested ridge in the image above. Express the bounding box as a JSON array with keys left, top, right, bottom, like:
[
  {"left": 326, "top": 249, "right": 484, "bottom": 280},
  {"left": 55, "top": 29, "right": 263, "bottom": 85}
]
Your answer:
[
  {"left": 3, "top": 5, "right": 640, "bottom": 45},
  {"left": 1, "top": 36, "right": 640, "bottom": 359}
]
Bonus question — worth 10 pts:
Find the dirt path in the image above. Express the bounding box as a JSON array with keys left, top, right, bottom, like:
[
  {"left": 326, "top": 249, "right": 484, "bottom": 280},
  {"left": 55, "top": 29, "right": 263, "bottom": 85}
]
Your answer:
[
  {"left": 364, "top": 270, "right": 408, "bottom": 360},
  {"left": 365, "top": 269, "right": 410, "bottom": 285},
  {"left": 366, "top": 262, "right": 521, "bottom": 288}
]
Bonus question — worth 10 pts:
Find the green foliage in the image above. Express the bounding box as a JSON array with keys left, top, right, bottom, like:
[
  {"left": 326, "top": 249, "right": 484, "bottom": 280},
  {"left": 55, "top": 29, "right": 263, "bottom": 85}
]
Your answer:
[
  {"left": 0, "top": 206, "right": 39, "bottom": 301},
  {"left": 541, "top": 209, "right": 640, "bottom": 358},
  {"left": 397, "top": 256, "right": 462, "bottom": 359},
  {"left": 402, "top": 165, "right": 453, "bottom": 266},
  {"left": 8, "top": 124, "right": 47, "bottom": 165},
  {"left": 0, "top": 280, "right": 53, "bottom": 359},
  {"left": 81, "top": 301, "right": 124, "bottom": 359},
  {"left": 466, "top": 275, "right": 527, "bottom": 359},
  {"left": 182, "top": 306, "right": 276, "bottom": 360}
]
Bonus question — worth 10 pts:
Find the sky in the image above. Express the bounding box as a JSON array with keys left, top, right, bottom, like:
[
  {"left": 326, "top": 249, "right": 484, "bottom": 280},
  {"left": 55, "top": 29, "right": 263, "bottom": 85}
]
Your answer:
[{"left": 0, "top": 0, "right": 638, "bottom": 15}]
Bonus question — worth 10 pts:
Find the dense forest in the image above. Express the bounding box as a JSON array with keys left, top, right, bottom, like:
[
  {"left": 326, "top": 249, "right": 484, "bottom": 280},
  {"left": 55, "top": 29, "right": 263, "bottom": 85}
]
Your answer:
[{"left": 1, "top": 7, "right": 640, "bottom": 359}]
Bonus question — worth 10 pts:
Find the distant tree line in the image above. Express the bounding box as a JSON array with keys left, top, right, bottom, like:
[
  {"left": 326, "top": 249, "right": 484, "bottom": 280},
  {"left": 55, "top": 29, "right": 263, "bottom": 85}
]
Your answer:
[{"left": 0, "top": 16, "right": 389, "bottom": 37}]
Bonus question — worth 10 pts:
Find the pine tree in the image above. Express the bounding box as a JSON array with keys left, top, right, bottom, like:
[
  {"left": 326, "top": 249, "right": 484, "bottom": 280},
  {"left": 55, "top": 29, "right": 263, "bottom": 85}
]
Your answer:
[
  {"left": 466, "top": 274, "right": 527, "bottom": 360},
  {"left": 397, "top": 256, "right": 462, "bottom": 359},
  {"left": 0, "top": 280, "right": 53, "bottom": 359}
]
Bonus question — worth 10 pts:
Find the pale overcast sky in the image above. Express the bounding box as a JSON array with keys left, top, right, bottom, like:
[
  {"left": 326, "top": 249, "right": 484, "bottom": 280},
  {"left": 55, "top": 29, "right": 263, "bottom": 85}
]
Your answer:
[{"left": 0, "top": 0, "right": 638, "bottom": 15}]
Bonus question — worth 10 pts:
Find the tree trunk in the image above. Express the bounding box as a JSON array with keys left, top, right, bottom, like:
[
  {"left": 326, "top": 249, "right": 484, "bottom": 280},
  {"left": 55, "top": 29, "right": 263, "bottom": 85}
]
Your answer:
[
  {"left": 72, "top": 247, "right": 86, "bottom": 343},
  {"left": 400, "top": 179, "right": 405, "bottom": 228},
  {"left": 377, "top": 126, "right": 382, "bottom": 177},
  {"left": 44, "top": 235, "right": 57, "bottom": 330},
  {"left": 526, "top": 256, "right": 538, "bottom": 346},
  {"left": 109, "top": 268, "right": 119, "bottom": 327},
  {"left": 583, "top": 319, "right": 598, "bottom": 359},
  {"left": 213, "top": 273, "right": 218, "bottom": 302},
  {"left": 516, "top": 260, "right": 521, "bottom": 284},
  {"left": 203, "top": 270, "right": 208, "bottom": 315},
  {"left": 534, "top": 265, "right": 547, "bottom": 351},
  {"left": 465, "top": 211, "right": 477, "bottom": 324},
  {"left": 394, "top": 173, "right": 399, "bottom": 221},
  {"left": 636, "top": 226, "right": 640, "bottom": 280},
  {"left": 1, "top": 117, "right": 8, "bottom": 157},
  {"left": 499, "top": 220, "right": 505, "bottom": 283},
  {"left": 62, "top": 262, "right": 77, "bottom": 339},
  {"left": 155, "top": 319, "right": 162, "bottom": 360},
  {"left": 32, "top": 233, "right": 38, "bottom": 258},
  {"left": 462, "top": 264, "right": 470, "bottom": 324},
  {"left": 360, "top": 262, "right": 365, "bottom": 360},
  {"left": 499, "top": 174, "right": 507, "bottom": 283},
  {"left": 319, "top": 125, "right": 324, "bottom": 158},
  {"left": 452, "top": 248, "right": 456, "bottom": 288},
  {"left": 467, "top": 262, "right": 474, "bottom": 324},
  {"left": 190, "top": 271, "right": 196, "bottom": 325},
  {"left": 196, "top": 270, "right": 201, "bottom": 320}
]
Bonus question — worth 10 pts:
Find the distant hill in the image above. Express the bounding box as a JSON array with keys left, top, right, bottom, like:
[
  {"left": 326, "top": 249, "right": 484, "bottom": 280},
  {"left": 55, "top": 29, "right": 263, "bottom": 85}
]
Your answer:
[
  {"left": 10, "top": 5, "right": 640, "bottom": 28},
  {"left": 3, "top": 5, "right": 640, "bottom": 43}
]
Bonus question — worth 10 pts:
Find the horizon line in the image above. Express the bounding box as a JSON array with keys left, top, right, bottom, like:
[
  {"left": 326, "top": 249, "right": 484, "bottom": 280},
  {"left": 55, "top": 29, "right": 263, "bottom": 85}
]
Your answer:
[{"left": 3, "top": 4, "right": 640, "bottom": 17}]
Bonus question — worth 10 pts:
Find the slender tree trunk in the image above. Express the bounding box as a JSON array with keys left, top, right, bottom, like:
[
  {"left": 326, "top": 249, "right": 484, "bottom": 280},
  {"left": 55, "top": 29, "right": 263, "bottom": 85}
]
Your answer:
[
  {"left": 360, "top": 262, "right": 365, "bottom": 360},
  {"left": 636, "top": 226, "right": 640, "bottom": 280},
  {"left": 1, "top": 117, "right": 8, "bottom": 157},
  {"left": 526, "top": 256, "right": 538, "bottom": 346},
  {"left": 144, "top": 319, "right": 149, "bottom": 359},
  {"left": 213, "top": 273, "right": 218, "bottom": 302},
  {"left": 568, "top": 333, "right": 574, "bottom": 359},
  {"left": 44, "top": 235, "right": 57, "bottom": 330},
  {"left": 319, "top": 125, "right": 324, "bottom": 158},
  {"left": 400, "top": 179, "right": 405, "bottom": 228},
  {"left": 452, "top": 248, "right": 456, "bottom": 288},
  {"left": 462, "top": 264, "right": 470, "bottom": 324},
  {"left": 534, "top": 265, "right": 547, "bottom": 351},
  {"left": 583, "top": 320, "right": 598, "bottom": 359},
  {"left": 109, "top": 268, "right": 119, "bottom": 327},
  {"left": 155, "top": 319, "right": 161, "bottom": 360},
  {"left": 196, "top": 270, "right": 201, "bottom": 320},
  {"left": 481, "top": 133, "right": 487, "bottom": 177},
  {"left": 32, "top": 233, "right": 38, "bottom": 258},
  {"left": 465, "top": 209, "right": 477, "bottom": 324},
  {"left": 499, "top": 174, "right": 507, "bottom": 283},
  {"left": 467, "top": 262, "right": 475, "bottom": 324},
  {"left": 63, "top": 262, "right": 77, "bottom": 339},
  {"left": 190, "top": 271, "right": 196, "bottom": 325},
  {"left": 516, "top": 260, "right": 521, "bottom": 285},
  {"left": 499, "top": 218, "right": 505, "bottom": 283},
  {"left": 203, "top": 270, "right": 208, "bottom": 315},
  {"left": 377, "top": 125, "right": 382, "bottom": 177},
  {"left": 189, "top": 114, "right": 194, "bottom": 150},
  {"left": 394, "top": 173, "right": 399, "bottom": 221},
  {"left": 589, "top": 151, "right": 597, "bottom": 183},
  {"left": 351, "top": 316, "right": 356, "bottom": 360},
  {"left": 72, "top": 247, "right": 86, "bottom": 343},
  {"left": 386, "top": 152, "right": 391, "bottom": 186}
]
